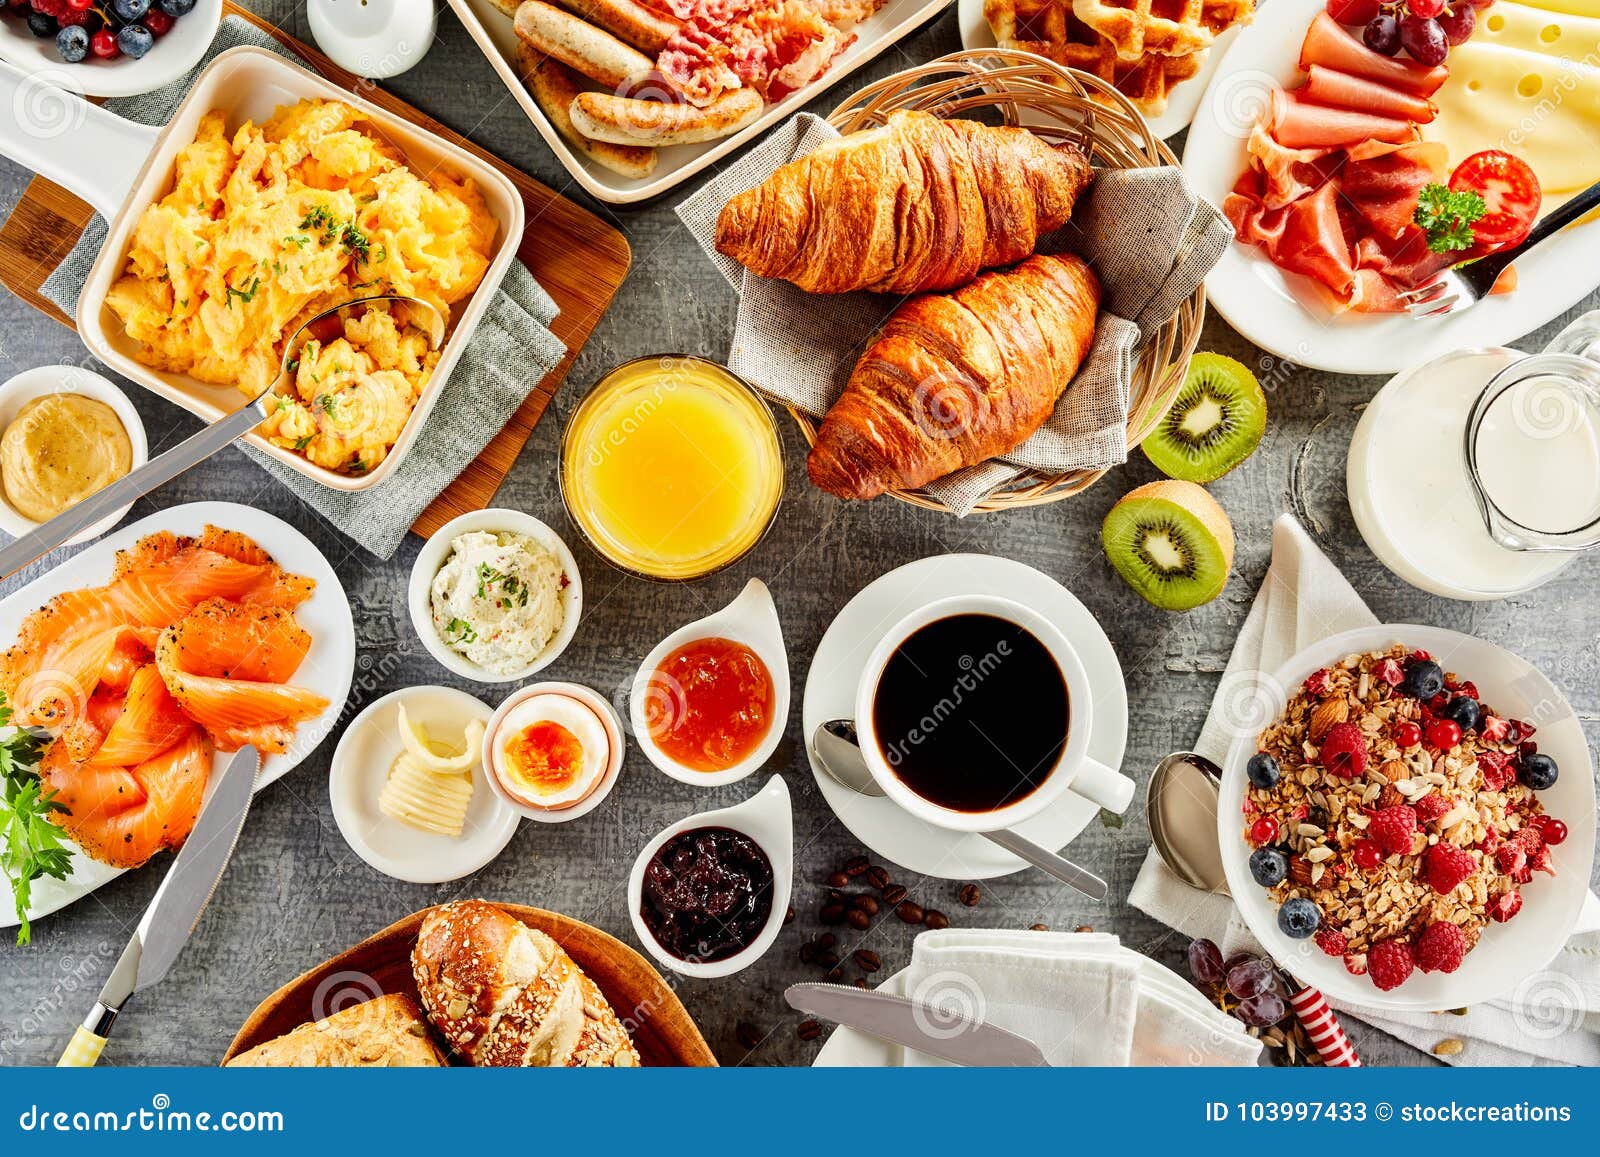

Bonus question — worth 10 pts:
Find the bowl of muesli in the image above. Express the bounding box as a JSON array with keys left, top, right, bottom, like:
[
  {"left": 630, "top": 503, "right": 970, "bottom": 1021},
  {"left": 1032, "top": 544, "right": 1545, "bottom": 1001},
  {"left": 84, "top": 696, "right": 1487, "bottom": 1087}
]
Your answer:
[{"left": 1220, "top": 624, "right": 1594, "bottom": 1010}]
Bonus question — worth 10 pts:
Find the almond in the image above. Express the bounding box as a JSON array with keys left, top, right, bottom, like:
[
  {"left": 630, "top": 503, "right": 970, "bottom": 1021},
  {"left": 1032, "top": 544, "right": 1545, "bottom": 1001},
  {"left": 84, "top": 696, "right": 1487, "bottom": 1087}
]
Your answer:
[
  {"left": 1288, "top": 856, "right": 1314, "bottom": 886},
  {"left": 1308, "top": 697, "right": 1349, "bottom": 741},
  {"left": 1379, "top": 759, "right": 1407, "bottom": 782},
  {"left": 1379, "top": 784, "right": 1404, "bottom": 810}
]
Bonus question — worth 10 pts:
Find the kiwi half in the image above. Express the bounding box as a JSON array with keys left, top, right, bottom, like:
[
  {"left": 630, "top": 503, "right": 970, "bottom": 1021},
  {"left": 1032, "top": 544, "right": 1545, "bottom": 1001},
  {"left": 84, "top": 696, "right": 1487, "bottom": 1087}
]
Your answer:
[
  {"left": 1101, "top": 480, "right": 1235, "bottom": 611},
  {"left": 1142, "top": 353, "right": 1267, "bottom": 483}
]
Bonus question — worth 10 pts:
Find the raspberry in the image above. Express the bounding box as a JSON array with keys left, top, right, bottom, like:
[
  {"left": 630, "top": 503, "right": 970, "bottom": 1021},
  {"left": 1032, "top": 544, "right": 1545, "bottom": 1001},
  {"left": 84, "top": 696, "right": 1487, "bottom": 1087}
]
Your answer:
[
  {"left": 1489, "top": 890, "right": 1523, "bottom": 922},
  {"left": 1414, "top": 921, "right": 1467, "bottom": 974},
  {"left": 1319, "top": 721, "right": 1368, "bottom": 779},
  {"left": 1519, "top": 720, "right": 1538, "bottom": 740},
  {"left": 1458, "top": 681, "right": 1479, "bottom": 700},
  {"left": 1481, "top": 826, "right": 1501, "bottom": 855},
  {"left": 1304, "top": 668, "right": 1331, "bottom": 696},
  {"left": 1370, "top": 804, "right": 1418, "bottom": 856},
  {"left": 1344, "top": 952, "right": 1368, "bottom": 976},
  {"left": 1423, "top": 843, "right": 1475, "bottom": 894},
  {"left": 1375, "top": 658, "right": 1405, "bottom": 686},
  {"left": 1315, "top": 928, "right": 1348, "bottom": 956},
  {"left": 1413, "top": 793, "right": 1451, "bottom": 826},
  {"left": 1506, "top": 827, "right": 1555, "bottom": 877},
  {"left": 1495, "top": 841, "right": 1530, "bottom": 884},
  {"left": 1368, "top": 939, "right": 1415, "bottom": 991},
  {"left": 1478, "top": 750, "right": 1513, "bottom": 792}
]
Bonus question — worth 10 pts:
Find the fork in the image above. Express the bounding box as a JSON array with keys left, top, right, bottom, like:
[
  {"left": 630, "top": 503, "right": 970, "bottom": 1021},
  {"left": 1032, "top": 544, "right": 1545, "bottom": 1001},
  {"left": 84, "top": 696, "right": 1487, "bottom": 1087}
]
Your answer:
[{"left": 1400, "top": 177, "right": 1600, "bottom": 318}]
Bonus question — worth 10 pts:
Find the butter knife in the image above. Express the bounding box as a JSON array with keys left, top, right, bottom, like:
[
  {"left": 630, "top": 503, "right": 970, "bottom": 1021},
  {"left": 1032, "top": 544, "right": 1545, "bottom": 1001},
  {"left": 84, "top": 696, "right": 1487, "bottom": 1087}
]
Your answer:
[
  {"left": 58, "top": 745, "right": 260, "bottom": 1067},
  {"left": 786, "top": 982, "right": 1050, "bottom": 1067}
]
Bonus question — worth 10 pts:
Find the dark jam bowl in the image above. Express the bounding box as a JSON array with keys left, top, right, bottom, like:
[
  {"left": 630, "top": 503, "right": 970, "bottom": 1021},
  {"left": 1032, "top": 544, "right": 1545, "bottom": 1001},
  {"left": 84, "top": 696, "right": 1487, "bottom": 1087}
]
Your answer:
[{"left": 639, "top": 826, "right": 774, "bottom": 964}]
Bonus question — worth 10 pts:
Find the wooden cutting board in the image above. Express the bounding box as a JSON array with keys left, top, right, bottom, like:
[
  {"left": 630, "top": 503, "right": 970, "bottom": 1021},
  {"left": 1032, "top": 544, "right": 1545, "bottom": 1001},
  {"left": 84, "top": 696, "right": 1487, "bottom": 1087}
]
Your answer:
[
  {"left": 0, "top": 3, "right": 630, "bottom": 540},
  {"left": 223, "top": 903, "right": 718, "bottom": 1067}
]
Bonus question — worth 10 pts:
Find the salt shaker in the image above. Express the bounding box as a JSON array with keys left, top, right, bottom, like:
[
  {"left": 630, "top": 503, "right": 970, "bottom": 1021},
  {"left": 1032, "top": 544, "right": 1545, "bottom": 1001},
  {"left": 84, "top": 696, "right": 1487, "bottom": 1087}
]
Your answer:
[{"left": 307, "top": 0, "right": 437, "bottom": 79}]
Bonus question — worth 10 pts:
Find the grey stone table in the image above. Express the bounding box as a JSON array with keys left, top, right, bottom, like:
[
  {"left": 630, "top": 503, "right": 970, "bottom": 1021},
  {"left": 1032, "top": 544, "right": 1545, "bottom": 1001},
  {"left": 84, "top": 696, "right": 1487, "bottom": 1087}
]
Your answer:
[{"left": 0, "top": 2, "right": 1596, "bottom": 1070}]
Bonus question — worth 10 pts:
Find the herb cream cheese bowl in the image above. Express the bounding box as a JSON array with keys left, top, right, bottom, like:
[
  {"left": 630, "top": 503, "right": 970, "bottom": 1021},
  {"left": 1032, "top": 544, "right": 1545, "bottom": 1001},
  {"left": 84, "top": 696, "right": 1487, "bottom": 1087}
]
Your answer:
[{"left": 408, "top": 508, "right": 582, "bottom": 684}]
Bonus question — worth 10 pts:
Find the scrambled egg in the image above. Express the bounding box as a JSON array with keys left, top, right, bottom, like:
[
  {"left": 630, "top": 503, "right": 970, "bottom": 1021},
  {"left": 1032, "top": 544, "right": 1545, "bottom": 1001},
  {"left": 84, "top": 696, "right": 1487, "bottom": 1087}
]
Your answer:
[{"left": 105, "top": 99, "right": 498, "bottom": 475}]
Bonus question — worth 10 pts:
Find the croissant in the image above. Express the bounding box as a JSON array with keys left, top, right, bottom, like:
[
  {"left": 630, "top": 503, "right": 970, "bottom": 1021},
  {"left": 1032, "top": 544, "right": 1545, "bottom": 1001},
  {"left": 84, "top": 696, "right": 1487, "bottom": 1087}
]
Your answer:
[
  {"left": 808, "top": 253, "right": 1100, "bottom": 500},
  {"left": 715, "top": 110, "right": 1094, "bottom": 295}
]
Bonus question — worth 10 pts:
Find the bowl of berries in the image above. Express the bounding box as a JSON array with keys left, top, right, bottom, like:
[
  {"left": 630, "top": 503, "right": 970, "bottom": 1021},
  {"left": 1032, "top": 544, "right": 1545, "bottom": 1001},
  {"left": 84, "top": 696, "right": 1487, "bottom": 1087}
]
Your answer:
[
  {"left": 0, "top": 0, "right": 220, "bottom": 99},
  {"left": 1221, "top": 624, "right": 1594, "bottom": 1011}
]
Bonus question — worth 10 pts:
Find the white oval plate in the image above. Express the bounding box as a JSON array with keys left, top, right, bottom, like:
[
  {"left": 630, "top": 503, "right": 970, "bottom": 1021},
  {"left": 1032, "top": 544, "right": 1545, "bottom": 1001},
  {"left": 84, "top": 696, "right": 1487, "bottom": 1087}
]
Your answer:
[
  {"left": 803, "top": 553, "right": 1127, "bottom": 880},
  {"left": 1220, "top": 623, "right": 1596, "bottom": 1011},
  {"left": 0, "top": 500, "right": 356, "bottom": 929},
  {"left": 1183, "top": 0, "right": 1600, "bottom": 375},
  {"left": 956, "top": 0, "right": 1243, "bottom": 139},
  {"left": 330, "top": 686, "right": 518, "bottom": 884}
]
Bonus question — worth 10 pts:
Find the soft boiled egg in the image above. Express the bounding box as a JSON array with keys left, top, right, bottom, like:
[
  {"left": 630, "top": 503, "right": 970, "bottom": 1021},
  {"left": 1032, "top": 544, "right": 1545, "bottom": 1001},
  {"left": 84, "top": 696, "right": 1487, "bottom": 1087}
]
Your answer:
[{"left": 489, "top": 692, "right": 612, "bottom": 811}]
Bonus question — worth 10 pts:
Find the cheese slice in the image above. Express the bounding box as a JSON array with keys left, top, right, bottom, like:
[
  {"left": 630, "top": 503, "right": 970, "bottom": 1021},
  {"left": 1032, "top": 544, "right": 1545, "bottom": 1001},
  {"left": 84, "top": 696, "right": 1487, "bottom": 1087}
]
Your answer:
[
  {"left": 1474, "top": 0, "right": 1600, "bottom": 63},
  {"left": 1493, "top": 0, "right": 1600, "bottom": 23}
]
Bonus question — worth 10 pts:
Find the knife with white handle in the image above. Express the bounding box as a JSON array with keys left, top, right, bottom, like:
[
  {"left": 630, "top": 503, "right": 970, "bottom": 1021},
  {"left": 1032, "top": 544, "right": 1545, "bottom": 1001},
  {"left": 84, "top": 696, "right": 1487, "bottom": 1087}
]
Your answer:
[
  {"left": 786, "top": 982, "right": 1050, "bottom": 1067},
  {"left": 58, "top": 746, "right": 260, "bottom": 1067}
]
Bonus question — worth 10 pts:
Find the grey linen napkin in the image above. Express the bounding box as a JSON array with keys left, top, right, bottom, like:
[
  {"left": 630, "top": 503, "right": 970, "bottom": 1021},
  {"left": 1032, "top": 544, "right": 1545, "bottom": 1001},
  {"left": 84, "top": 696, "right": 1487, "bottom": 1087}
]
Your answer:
[
  {"left": 40, "top": 16, "right": 567, "bottom": 559},
  {"left": 678, "top": 113, "right": 1232, "bottom": 514}
]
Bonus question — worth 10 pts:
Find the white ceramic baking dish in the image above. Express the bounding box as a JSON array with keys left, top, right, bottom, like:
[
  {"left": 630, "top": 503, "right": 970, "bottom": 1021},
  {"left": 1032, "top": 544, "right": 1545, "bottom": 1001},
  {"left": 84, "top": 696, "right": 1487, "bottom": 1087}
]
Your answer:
[
  {"left": 447, "top": 0, "right": 954, "bottom": 205},
  {"left": 0, "top": 47, "right": 526, "bottom": 492}
]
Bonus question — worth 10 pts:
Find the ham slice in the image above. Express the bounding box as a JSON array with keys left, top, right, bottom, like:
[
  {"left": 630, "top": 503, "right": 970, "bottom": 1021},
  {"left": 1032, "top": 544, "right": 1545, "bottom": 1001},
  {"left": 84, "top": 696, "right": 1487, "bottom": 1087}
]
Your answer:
[
  {"left": 1228, "top": 178, "right": 1356, "bottom": 301},
  {"left": 1270, "top": 89, "right": 1415, "bottom": 149},
  {"left": 1299, "top": 12, "right": 1448, "bottom": 97},
  {"left": 1301, "top": 65, "right": 1437, "bottom": 124},
  {"left": 1245, "top": 124, "right": 1337, "bottom": 209},
  {"left": 1340, "top": 140, "right": 1446, "bottom": 239}
]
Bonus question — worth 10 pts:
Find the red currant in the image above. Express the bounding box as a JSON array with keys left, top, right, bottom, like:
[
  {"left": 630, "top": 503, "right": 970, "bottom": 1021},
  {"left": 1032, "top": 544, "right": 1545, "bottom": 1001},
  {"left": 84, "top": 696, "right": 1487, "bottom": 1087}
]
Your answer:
[
  {"left": 1393, "top": 721, "right": 1423, "bottom": 748},
  {"left": 1425, "top": 718, "right": 1462, "bottom": 750},
  {"left": 1353, "top": 840, "right": 1383, "bottom": 870},
  {"left": 1536, "top": 817, "right": 1568, "bottom": 846},
  {"left": 1249, "top": 817, "right": 1279, "bottom": 845},
  {"left": 90, "top": 27, "right": 118, "bottom": 57},
  {"left": 144, "top": 7, "right": 174, "bottom": 33}
]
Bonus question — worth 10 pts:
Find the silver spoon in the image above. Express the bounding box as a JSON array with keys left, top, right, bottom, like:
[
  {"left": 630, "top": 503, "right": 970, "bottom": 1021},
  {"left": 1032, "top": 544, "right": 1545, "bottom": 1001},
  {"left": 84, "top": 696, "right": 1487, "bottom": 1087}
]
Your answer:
[
  {"left": 0, "top": 294, "right": 446, "bottom": 580},
  {"left": 811, "top": 720, "right": 1108, "bottom": 901},
  {"left": 1147, "top": 750, "right": 1361, "bottom": 1067}
]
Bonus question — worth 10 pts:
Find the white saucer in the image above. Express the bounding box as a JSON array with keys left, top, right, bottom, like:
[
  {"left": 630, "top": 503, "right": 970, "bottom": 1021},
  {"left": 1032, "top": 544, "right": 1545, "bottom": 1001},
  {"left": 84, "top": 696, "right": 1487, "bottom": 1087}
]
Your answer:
[
  {"left": 803, "top": 554, "right": 1128, "bottom": 879},
  {"left": 330, "top": 686, "right": 519, "bottom": 884}
]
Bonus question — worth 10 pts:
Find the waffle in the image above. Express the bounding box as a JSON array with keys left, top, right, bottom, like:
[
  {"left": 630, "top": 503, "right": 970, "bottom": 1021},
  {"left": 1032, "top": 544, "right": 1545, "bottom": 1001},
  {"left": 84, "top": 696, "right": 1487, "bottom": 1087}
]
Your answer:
[{"left": 1073, "top": 0, "right": 1253, "bottom": 62}]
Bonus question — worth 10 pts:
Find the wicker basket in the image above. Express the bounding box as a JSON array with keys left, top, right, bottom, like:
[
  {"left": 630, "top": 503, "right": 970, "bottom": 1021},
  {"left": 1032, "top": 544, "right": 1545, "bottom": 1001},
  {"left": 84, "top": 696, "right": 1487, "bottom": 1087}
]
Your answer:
[{"left": 785, "top": 48, "right": 1206, "bottom": 514}]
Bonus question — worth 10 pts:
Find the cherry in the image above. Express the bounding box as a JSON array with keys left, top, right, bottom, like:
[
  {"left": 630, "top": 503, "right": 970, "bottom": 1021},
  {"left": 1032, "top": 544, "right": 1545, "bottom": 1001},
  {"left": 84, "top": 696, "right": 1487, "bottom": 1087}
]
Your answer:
[
  {"left": 1249, "top": 817, "right": 1279, "bottom": 845},
  {"left": 1393, "top": 720, "right": 1423, "bottom": 748},
  {"left": 1353, "top": 840, "right": 1383, "bottom": 870},
  {"left": 1425, "top": 718, "right": 1462, "bottom": 750}
]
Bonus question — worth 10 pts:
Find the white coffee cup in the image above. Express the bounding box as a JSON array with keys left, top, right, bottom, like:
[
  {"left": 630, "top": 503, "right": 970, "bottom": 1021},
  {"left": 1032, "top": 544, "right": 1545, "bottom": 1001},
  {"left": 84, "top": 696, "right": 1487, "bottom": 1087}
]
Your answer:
[{"left": 854, "top": 594, "right": 1134, "bottom": 833}]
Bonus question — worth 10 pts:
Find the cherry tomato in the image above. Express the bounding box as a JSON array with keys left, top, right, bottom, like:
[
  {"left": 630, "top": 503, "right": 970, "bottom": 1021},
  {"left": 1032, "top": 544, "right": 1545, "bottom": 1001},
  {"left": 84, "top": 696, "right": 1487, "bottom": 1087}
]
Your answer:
[{"left": 1449, "top": 150, "right": 1541, "bottom": 250}]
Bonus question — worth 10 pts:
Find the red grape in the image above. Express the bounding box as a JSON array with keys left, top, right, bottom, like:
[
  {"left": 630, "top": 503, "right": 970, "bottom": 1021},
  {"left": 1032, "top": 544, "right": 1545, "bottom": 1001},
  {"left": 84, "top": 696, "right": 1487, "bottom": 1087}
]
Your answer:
[
  {"left": 1227, "top": 957, "right": 1274, "bottom": 999},
  {"left": 1401, "top": 14, "right": 1449, "bottom": 64},
  {"left": 1237, "top": 991, "right": 1288, "bottom": 1028},
  {"left": 1437, "top": 3, "right": 1476, "bottom": 43},
  {"left": 1364, "top": 13, "right": 1402, "bottom": 54},
  {"left": 1187, "top": 938, "right": 1226, "bottom": 985},
  {"left": 1410, "top": 0, "right": 1446, "bottom": 17},
  {"left": 1328, "top": 0, "right": 1381, "bottom": 22}
]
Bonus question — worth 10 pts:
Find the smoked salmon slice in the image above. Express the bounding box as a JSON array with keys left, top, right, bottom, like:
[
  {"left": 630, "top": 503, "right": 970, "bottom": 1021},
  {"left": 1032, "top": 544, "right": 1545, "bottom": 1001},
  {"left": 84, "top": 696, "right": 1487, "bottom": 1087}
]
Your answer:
[
  {"left": 92, "top": 665, "right": 195, "bottom": 768},
  {"left": 41, "top": 729, "right": 211, "bottom": 869},
  {"left": 156, "top": 600, "right": 328, "bottom": 754}
]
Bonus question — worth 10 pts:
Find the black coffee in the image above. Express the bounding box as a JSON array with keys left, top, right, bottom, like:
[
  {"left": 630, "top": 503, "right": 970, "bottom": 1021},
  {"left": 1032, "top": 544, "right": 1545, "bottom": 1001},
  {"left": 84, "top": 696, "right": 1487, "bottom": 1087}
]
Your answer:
[{"left": 871, "top": 613, "right": 1069, "bottom": 813}]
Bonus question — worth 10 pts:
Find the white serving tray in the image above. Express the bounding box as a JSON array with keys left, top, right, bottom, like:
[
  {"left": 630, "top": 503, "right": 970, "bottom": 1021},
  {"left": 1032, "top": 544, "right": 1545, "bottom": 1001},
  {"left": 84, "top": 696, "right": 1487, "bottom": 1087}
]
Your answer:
[{"left": 447, "top": 0, "right": 955, "bottom": 204}]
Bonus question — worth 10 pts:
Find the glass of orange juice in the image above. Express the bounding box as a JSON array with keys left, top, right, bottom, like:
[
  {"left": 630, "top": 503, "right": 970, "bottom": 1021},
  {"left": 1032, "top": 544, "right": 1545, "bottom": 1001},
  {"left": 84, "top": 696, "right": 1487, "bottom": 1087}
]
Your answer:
[{"left": 560, "top": 355, "right": 784, "bottom": 581}]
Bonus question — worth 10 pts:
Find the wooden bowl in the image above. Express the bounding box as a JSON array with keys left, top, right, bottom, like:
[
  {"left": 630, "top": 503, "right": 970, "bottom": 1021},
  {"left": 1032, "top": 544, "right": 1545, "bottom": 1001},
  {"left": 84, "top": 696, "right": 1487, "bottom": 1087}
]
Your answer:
[
  {"left": 223, "top": 903, "right": 717, "bottom": 1067},
  {"left": 790, "top": 47, "right": 1206, "bottom": 514}
]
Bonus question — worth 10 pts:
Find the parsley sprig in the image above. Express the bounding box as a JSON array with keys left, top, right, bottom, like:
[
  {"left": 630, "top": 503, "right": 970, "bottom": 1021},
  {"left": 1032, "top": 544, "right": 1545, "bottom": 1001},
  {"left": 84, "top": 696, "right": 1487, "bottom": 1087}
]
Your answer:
[
  {"left": 0, "top": 693, "right": 66, "bottom": 946},
  {"left": 1414, "top": 184, "right": 1487, "bottom": 254}
]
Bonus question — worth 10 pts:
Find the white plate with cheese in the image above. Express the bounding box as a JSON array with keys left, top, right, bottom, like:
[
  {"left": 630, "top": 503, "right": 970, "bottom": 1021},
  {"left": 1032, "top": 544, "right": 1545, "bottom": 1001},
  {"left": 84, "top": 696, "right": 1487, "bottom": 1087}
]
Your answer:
[
  {"left": 330, "top": 686, "right": 519, "bottom": 885},
  {"left": 1184, "top": 0, "right": 1600, "bottom": 375}
]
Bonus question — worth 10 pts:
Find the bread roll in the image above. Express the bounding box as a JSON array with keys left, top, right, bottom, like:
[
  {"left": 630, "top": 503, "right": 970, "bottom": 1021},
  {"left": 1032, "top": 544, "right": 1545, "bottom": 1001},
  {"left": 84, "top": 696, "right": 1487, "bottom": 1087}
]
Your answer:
[
  {"left": 411, "top": 899, "right": 640, "bottom": 1067},
  {"left": 226, "top": 994, "right": 445, "bottom": 1067}
]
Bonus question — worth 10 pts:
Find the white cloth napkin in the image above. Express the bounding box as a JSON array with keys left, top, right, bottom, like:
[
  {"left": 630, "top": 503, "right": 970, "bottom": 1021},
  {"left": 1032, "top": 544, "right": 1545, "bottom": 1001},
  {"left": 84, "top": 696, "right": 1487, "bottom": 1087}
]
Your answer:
[
  {"left": 1128, "top": 512, "right": 1600, "bottom": 1066},
  {"left": 832, "top": 929, "right": 1261, "bottom": 1066}
]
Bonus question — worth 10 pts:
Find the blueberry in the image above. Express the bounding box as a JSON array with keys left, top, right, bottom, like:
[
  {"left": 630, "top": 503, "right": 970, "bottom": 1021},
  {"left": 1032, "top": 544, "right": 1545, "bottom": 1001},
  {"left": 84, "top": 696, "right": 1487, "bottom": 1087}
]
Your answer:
[
  {"left": 1277, "top": 897, "right": 1321, "bottom": 939},
  {"left": 1246, "top": 751, "right": 1281, "bottom": 789},
  {"left": 115, "top": 22, "right": 152, "bottom": 57},
  {"left": 1519, "top": 753, "right": 1559, "bottom": 791},
  {"left": 1401, "top": 658, "right": 1445, "bottom": 700},
  {"left": 158, "top": 0, "right": 195, "bottom": 13},
  {"left": 26, "top": 9, "right": 56, "bottom": 36},
  {"left": 55, "top": 22, "right": 88, "bottom": 61},
  {"left": 1249, "top": 846, "right": 1288, "bottom": 887},
  {"left": 1442, "top": 695, "right": 1481, "bottom": 732},
  {"left": 112, "top": 0, "right": 150, "bottom": 19}
]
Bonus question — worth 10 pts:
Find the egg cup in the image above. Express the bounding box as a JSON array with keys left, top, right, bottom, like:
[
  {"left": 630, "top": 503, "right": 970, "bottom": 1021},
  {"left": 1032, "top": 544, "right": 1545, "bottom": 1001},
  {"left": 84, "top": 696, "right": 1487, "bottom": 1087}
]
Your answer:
[{"left": 481, "top": 682, "right": 624, "bottom": 823}]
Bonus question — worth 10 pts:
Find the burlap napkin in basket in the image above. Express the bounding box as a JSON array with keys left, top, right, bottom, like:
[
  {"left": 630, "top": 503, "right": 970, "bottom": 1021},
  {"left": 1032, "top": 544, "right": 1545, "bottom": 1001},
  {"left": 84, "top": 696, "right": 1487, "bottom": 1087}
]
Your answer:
[
  {"left": 40, "top": 16, "right": 568, "bottom": 559},
  {"left": 677, "top": 113, "right": 1231, "bottom": 514}
]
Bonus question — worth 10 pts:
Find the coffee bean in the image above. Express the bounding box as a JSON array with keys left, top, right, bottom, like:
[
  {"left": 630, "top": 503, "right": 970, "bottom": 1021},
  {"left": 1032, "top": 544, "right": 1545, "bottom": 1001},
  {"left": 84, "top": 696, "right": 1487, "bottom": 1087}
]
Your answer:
[
  {"left": 825, "top": 888, "right": 846, "bottom": 905},
  {"left": 865, "top": 865, "right": 891, "bottom": 890},
  {"left": 843, "top": 855, "right": 870, "bottom": 877},
  {"left": 895, "top": 900, "right": 924, "bottom": 924},
  {"left": 853, "top": 978, "right": 868, "bottom": 989},
  {"left": 1075, "top": 924, "right": 1094, "bottom": 934},
  {"left": 797, "top": 1019, "right": 822, "bottom": 1041},
  {"left": 799, "top": 942, "right": 817, "bottom": 964},
  {"left": 826, "top": 871, "right": 850, "bottom": 888},
  {"left": 846, "top": 908, "right": 871, "bottom": 931},
  {"left": 958, "top": 884, "right": 981, "bottom": 907},
  {"left": 816, "top": 949, "right": 840, "bottom": 969},
  {"left": 817, "top": 932, "right": 836, "bottom": 950},
  {"left": 881, "top": 884, "right": 908, "bottom": 906},
  {"left": 820, "top": 903, "right": 844, "bottom": 926},
  {"left": 923, "top": 909, "right": 950, "bottom": 930},
  {"left": 850, "top": 895, "right": 880, "bottom": 916},
  {"left": 784, "top": 905, "right": 795, "bottom": 925},
  {"left": 853, "top": 949, "right": 881, "bottom": 973},
  {"left": 736, "top": 1021, "right": 763, "bottom": 1050},
  {"left": 824, "top": 967, "right": 844, "bottom": 983},
  {"left": 1030, "top": 923, "right": 1050, "bottom": 932}
]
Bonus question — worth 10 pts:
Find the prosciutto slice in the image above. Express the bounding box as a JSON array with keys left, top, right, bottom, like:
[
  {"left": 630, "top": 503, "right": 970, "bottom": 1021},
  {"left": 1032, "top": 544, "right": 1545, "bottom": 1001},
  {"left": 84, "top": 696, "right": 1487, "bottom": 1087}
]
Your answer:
[
  {"left": 1301, "top": 65, "right": 1437, "bottom": 123},
  {"left": 1299, "top": 11, "right": 1448, "bottom": 96}
]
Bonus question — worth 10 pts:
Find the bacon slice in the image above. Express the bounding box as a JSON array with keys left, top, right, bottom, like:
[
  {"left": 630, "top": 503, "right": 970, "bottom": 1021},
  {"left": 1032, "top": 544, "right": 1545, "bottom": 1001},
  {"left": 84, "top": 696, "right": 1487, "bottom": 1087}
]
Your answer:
[
  {"left": 1301, "top": 65, "right": 1437, "bottom": 124},
  {"left": 1270, "top": 89, "right": 1415, "bottom": 149},
  {"left": 1299, "top": 12, "right": 1448, "bottom": 97}
]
